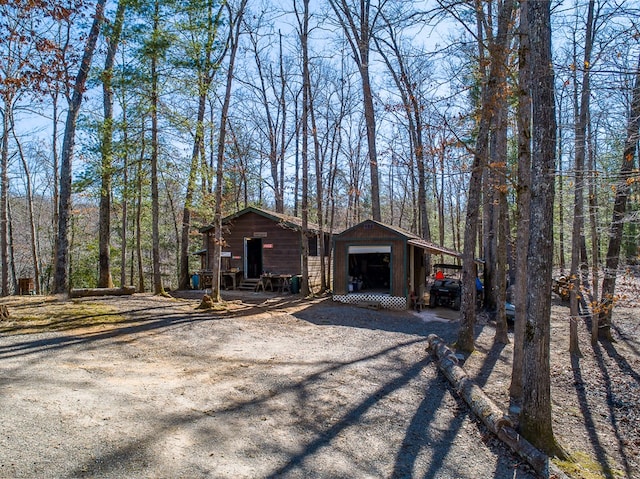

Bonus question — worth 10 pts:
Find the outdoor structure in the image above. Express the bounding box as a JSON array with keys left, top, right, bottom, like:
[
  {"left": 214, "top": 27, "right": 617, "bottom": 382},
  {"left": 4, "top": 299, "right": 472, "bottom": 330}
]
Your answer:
[
  {"left": 197, "top": 206, "right": 333, "bottom": 292},
  {"left": 332, "top": 220, "right": 460, "bottom": 310}
]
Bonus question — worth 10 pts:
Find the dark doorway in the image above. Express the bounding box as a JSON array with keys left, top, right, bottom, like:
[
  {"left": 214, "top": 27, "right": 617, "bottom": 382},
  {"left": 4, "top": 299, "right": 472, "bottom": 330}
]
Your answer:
[
  {"left": 245, "top": 238, "right": 263, "bottom": 278},
  {"left": 348, "top": 252, "right": 391, "bottom": 293}
]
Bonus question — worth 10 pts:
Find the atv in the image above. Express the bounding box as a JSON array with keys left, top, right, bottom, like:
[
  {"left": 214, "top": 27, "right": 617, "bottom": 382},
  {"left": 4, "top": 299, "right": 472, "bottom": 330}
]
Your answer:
[{"left": 428, "top": 264, "right": 462, "bottom": 310}]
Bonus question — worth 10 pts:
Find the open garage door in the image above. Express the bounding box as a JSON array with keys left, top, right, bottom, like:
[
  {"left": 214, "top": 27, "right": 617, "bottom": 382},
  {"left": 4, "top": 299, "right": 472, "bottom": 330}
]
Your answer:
[{"left": 347, "top": 245, "right": 391, "bottom": 293}]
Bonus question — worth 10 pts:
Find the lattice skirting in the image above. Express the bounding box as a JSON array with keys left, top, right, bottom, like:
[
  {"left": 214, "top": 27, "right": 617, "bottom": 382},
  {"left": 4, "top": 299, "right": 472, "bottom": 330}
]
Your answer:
[{"left": 332, "top": 294, "right": 407, "bottom": 310}]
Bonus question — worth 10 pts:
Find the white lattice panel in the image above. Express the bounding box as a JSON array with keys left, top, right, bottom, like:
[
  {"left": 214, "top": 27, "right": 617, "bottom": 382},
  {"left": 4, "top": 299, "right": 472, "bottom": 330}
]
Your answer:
[{"left": 333, "top": 294, "right": 407, "bottom": 310}]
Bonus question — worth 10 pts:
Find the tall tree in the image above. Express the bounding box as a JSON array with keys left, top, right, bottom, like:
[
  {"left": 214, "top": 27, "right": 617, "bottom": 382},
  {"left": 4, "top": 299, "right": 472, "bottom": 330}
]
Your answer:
[
  {"left": 296, "top": 0, "right": 311, "bottom": 296},
  {"left": 374, "top": 11, "right": 432, "bottom": 244},
  {"left": 510, "top": 0, "right": 531, "bottom": 402},
  {"left": 53, "top": 0, "right": 107, "bottom": 293},
  {"left": 520, "top": 0, "right": 565, "bottom": 458},
  {"left": 0, "top": 0, "right": 69, "bottom": 294},
  {"left": 210, "top": 0, "right": 247, "bottom": 302},
  {"left": 457, "top": 0, "right": 515, "bottom": 352},
  {"left": 568, "top": 0, "right": 596, "bottom": 356},
  {"left": 98, "top": 0, "right": 127, "bottom": 288},
  {"left": 243, "top": 16, "right": 288, "bottom": 213},
  {"left": 177, "top": 0, "right": 226, "bottom": 290},
  {"left": 328, "top": 0, "right": 382, "bottom": 221},
  {"left": 149, "top": 0, "right": 164, "bottom": 295},
  {"left": 12, "top": 129, "right": 41, "bottom": 294},
  {"left": 598, "top": 53, "right": 640, "bottom": 342}
]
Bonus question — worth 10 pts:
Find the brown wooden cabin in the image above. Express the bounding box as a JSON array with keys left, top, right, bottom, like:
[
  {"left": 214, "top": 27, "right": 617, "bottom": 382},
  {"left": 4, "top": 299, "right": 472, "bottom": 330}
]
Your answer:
[
  {"left": 197, "top": 206, "right": 333, "bottom": 291},
  {"left": 333, "top": 220, "right": 460, "bottom": 310}
]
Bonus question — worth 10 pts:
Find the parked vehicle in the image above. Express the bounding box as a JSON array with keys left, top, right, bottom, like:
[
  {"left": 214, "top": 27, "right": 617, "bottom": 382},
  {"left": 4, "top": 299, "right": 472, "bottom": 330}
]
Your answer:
[{"left": 428, "top": 264, "right": 462, "bottom": 310}]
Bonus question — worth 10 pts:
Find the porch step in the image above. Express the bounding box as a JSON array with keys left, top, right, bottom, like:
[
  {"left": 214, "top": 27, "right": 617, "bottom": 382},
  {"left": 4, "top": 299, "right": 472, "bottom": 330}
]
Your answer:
[{"left": 238, "top": 278, "right": 260, "bottom": 291}]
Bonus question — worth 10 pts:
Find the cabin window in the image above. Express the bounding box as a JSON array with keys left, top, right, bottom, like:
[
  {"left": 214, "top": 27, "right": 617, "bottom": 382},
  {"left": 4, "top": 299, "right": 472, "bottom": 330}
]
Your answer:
[{"left": 308, "top": 236, "right": 318, "bottom": 257}]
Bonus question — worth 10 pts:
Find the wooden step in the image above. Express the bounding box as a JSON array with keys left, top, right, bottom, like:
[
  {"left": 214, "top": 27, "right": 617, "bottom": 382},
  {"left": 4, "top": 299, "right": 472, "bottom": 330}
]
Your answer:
[{"left": 238, "top": 278, "right": 260, "bottom": 291}]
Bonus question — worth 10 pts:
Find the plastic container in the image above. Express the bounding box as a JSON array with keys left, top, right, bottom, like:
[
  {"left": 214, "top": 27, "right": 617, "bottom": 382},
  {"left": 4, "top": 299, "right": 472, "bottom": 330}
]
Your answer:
[{"left": 291, "top": 275, "right": 300, "bottom": 294}]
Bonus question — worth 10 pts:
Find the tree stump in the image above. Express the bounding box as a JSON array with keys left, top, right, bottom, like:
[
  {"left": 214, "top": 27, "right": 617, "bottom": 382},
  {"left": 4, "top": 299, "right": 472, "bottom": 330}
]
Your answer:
[
  {"left": 197, "top": 294, "right": 215, "bottom": 310},
  {"left": 0, "top": 304, "right": 9, "bottom": 320}
]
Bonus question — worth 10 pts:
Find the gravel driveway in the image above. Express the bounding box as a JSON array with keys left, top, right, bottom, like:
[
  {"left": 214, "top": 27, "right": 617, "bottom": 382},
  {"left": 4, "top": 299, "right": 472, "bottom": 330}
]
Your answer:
[{"left": 0, "top": 293, "right": 537, "bottom": 478}]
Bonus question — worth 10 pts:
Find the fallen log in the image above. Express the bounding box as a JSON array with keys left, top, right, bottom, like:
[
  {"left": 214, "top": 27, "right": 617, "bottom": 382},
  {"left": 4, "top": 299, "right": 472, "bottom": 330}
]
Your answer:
[
  {"left": 426, "top": 334, "right": 549, "bottom": 476},
  {"left": 70, "top": 286, "right": 136, "bottom": 298}
]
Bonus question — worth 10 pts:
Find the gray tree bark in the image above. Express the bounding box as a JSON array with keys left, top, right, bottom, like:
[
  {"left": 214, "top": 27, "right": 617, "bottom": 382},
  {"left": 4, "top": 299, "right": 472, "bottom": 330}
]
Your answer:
[{"left": 520, "top": 0, "right": 565, "bottom": 458}]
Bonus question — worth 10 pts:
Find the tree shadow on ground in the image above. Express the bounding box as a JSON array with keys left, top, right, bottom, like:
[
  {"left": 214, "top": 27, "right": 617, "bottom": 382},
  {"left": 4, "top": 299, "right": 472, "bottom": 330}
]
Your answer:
[{"left": 0, "top": 307, "right": 215, "bottom": 360}]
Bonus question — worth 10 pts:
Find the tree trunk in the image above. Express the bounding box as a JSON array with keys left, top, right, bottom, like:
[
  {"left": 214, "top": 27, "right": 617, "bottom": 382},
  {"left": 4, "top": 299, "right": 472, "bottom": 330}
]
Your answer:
[
  {"left": 520, "top": 0, "right": 565, "bottom": 458},
  {"left": 98, "top": 0, "right": 126, "bottom": 289},
  {"left": 211, "top": 0, "right": 247, "bottom": 303},
  {"left": 587, "top": 116, "right": 599, "bottom": 308},
  {"left": 11, "top": 121, "right": 41, "bottom": 294},
  {"left": 298, "top": 0, "right": 311, "bottom": 297},
  {"left": 493, "top": 102, "right": 510, "bottom": 345},
  {"left": 310, "top": 74, "right": 326, "bottom": 293},
  {"left": 568, "top": 0, "right": 595, "bottom": 357},
  {"left": 557, "top": 88, "right": 566, "bottom": 273},
  {"left": 1, "top": 91, "right": 12, "bottom": 296},
  {"left": 135, "top": 138, "right": 145, "bottom": 293},
  {"left": 598, "top": 52, "right": 640, "bottom": 341},
  {"left": 510, "top": 0, "right": 531, "bottom": 402},
  {"left": 52, "top": 0, "right": 106, "bottom": 294},
  {"left": 458, "top": 0, "right": 514, "bottom": 352},
  {"left": 70, "top": 286, "right": 136, "bottom": 298},
  {"left": 150, "top": 0, "right": 163, "bottom": 295},
  {"left": 180, "top": 92, "right": 207, "bottom": 290},
  {"left": 120, "top": 97, "right": 129, "bottom": 288},
  {"left": 50, "top": 92, "right": 60, "bottom": 292}
]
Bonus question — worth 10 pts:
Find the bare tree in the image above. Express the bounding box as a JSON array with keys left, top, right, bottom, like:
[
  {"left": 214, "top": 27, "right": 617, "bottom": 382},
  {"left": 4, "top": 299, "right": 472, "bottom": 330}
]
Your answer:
[
  {"left": 457, "top": 0, "right": 515, "bottom": 352},
  {"left": 373, "top": 11, "right": 432, "bottom": 244},
  {"left": 598, "top": 52, "right": 640, "bottom": 342},
  {"left": 328, "top": 0, "right": 382, "bottom": 221},
  {"left": 12, "top": 130, "right": 41, "bottom": 294},
  {"left": 211, "top": 0, "right": 247, "bottom": 302},
  {"left": 178, "top": 0, "right": 226, "bottom": 290},
  {"left": 295, "top": 0, "right": 311, "bottom": 296},
  {"left": 568, "top": 0, "right": 596, "bottom": 357}
]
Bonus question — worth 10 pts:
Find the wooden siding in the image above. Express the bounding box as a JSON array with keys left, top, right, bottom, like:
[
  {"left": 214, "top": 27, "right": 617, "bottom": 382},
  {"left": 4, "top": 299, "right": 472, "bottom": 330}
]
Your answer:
[
  {"left": 333, "top": 221, "right": 408, "bottom": 297},
  {"left": 201, "top": 210, "right": 332, "bottom": 286},
  {"left": 216, "top": 212, "right": 302, "bottom": 276},
  {"left": 308, "top": 256, "right": 332, "bottom": 293}
]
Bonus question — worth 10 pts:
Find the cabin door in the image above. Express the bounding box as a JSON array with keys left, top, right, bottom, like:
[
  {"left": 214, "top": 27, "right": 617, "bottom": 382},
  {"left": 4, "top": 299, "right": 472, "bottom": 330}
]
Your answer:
[{"left": 245, "top": 238, "right": 263, "bottom": 278}]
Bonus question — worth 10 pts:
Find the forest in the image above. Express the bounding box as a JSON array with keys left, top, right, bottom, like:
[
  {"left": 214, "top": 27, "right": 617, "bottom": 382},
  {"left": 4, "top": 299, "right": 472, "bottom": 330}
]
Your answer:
[{"left": 1, "top": 0, "right": 639, "bottom": 465}]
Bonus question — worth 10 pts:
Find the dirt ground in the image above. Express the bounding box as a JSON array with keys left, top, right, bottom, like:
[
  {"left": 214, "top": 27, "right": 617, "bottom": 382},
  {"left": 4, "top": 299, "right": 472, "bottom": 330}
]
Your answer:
[{"left": 0, "top": 285, "right": 638, "bottom": 479}]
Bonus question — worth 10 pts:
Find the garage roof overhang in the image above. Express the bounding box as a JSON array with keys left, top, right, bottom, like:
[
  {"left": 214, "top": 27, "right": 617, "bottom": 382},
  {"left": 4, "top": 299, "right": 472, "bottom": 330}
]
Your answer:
[{"left": 407, "top": 239, "right": 461, "bottom": 258}]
